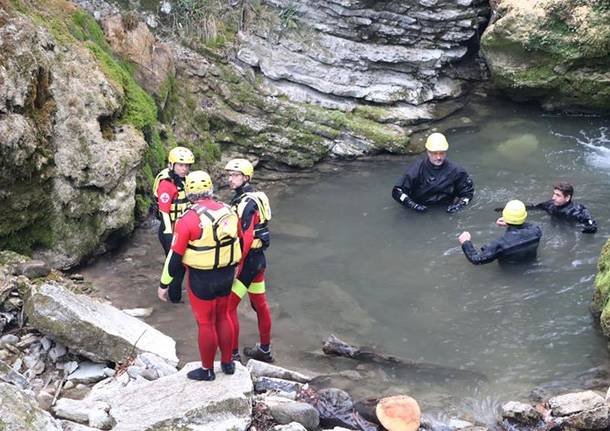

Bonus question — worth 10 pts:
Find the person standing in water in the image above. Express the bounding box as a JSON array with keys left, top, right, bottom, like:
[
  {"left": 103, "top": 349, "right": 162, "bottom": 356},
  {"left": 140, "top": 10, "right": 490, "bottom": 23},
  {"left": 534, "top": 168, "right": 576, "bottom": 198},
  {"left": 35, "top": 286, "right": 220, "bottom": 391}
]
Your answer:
[
  {"left": 392, "top": 132, "right": 474, "bottom": 213},
  {"left": 459, "top": 200, "right": 542, "bottom": 265},
  {"left": 529, "top": 182, "right": 597, "bottom": 233}
]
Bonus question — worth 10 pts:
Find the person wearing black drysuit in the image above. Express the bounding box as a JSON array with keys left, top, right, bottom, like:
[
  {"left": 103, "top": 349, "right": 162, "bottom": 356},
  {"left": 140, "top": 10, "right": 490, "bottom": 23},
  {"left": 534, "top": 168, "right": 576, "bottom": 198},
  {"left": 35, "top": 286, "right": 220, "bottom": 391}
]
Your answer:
[
  {"left": 459, "top": 200, "right": 542, "bottom": 265},
  {"left": 392, "top": 132, "right": 474, "bottom": 213},
  {"left": 531, "top": 182, "right": 597, "bottom": 233}
]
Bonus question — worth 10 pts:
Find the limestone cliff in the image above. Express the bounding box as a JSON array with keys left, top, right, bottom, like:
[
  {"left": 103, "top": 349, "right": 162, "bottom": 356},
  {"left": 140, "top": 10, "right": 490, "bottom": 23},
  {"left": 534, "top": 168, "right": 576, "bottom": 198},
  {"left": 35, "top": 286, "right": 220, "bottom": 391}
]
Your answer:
[{"left": 481, "top": 0, "right": 610, "bottom": 112}]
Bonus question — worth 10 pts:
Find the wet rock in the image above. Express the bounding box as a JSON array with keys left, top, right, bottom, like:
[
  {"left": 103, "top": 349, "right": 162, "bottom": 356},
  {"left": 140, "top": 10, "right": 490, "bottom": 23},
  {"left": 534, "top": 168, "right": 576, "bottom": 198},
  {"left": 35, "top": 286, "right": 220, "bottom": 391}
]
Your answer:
[
  {"left": 64, "top": 380, "right": 75, "bottom": 390},
  {"left": 53, "top": 397, "right": 111, "bottom": 426},
  {"left": 68, "top": 361, "right": 109, "bottom": 384},
  {"left": 248, "top": 359, "right": 312, "bottom": 383},
  {"left": 481, "top": 0, "right": 610, "bottom": 112},
  {"left": 3, "top": 296, "right": 23, "bottom": 311},
  {"left": 549, "top": 391, "right": 605, "bottom": 416},
  {"left": 549, "top": 391, "right": 610, "bottom": 430},
  {"left": 0, "top": 359, "right": 29, "bottom": 389},
  {"left": 255, "top": 376, "right": 304, "bottom": 395},
  {"left": 0, "top": 382, "right": 63, "bottom": 430},
  {"left": 88, "top": 408, "right": 115, "bottom": 430},
  {"left": 89, "top": 361, "right": 253, "bottom": 430},
  {"left": 264, "top": 396, "right": 320, "bottom": 430},
  {"left": 15, "top": 260, "right": 51, "bottom": 279},
  {"left": 24, "top": 283, "right": 178, "bottom": 366},
  {"left": 502, "top": 401, "right": 542, "bottom": 425}
]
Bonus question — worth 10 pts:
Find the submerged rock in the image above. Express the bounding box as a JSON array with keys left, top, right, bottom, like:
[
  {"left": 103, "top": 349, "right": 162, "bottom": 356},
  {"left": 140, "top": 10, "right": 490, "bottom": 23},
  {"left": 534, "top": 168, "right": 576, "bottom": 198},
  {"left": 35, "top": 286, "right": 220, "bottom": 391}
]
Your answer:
[{"left": 24, "top": 283, "right": 178, "bottom": 366}]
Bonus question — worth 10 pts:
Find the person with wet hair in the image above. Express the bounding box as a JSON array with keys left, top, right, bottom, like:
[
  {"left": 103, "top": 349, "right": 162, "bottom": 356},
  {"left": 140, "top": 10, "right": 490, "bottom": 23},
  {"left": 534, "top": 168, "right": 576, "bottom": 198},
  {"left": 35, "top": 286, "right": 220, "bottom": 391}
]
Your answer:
[
  {"left": 159, "top": 171, "right": 241, "bottom": 381},
  {"left": 459, "top": 200, "right": 542, "bottom": 265},
  {"left": 392, "top": 132, "right": 474, "bottom": 213},
  {"left": 530, "top": 182, "right": 597, "bottom": 234}
]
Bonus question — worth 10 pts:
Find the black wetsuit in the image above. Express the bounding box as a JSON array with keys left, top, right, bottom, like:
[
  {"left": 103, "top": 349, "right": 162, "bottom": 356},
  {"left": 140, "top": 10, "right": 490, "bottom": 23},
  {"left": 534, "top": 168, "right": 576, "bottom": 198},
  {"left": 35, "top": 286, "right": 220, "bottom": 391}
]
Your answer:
[
  {"left": 392, "top": 157, "right": 474, "bottom": 212},
  {"left": 532, "top": 200, "right": 597, "bottom": 233},
  {"left": 461, "top": 222, "right": 542, "bottom": 265}
]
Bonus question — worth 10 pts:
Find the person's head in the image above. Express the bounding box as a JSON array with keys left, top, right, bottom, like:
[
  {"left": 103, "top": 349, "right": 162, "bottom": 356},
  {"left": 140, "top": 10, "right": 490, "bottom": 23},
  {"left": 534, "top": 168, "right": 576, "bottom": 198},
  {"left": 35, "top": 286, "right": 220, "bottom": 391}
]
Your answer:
[
  {"left": 425, "top": 132, "right": 449, "bottom": 166},
  {"left": 502, "top": 200, "right": 527, "bottom": 226},
  {"left": 184, "top": 170, "right": 213, "bottom": 202},
  {"left": 224, "top": 158, "right": 254, "bottom": 190},
  {"left": 552, "top": 182, "right": 573, "bottom": 206},
  {"left": 168, "top": 147, "right": 195, "bottom": 178}
]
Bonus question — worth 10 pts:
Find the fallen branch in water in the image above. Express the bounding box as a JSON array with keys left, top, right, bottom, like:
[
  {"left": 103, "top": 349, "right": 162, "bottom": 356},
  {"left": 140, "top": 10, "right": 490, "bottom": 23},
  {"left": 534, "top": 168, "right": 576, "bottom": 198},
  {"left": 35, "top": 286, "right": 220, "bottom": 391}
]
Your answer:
[{"left": 322, "top": 334, "right": 488, "bottom": 382}]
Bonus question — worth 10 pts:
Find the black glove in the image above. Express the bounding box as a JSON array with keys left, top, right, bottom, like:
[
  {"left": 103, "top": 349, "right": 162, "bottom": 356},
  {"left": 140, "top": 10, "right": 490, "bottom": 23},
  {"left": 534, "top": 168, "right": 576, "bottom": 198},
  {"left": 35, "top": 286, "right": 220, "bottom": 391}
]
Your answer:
[
  {"left": 447, "top": 199, "right": 468, "bottom": 214},
  {"left": 493, "top": 207, "right": 503, "bottom": 212},
  {"left": 406, "top": 198, "right": 427, "bottom": 212},
  {"left": 582, "top": 221, "right": 597, "bottom": 234}
]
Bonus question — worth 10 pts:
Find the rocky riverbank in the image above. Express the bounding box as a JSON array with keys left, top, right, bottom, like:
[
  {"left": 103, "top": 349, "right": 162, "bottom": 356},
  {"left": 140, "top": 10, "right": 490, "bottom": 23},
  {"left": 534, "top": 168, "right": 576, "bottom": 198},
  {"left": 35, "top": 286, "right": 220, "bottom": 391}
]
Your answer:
[{"left": 3, "top": 250, "right": 610, "bottom": 430}]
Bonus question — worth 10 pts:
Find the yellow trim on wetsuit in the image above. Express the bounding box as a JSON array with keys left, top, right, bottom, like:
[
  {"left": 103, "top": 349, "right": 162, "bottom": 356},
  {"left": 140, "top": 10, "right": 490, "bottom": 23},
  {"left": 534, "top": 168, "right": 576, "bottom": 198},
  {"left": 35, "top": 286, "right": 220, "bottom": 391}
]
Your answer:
[
  {"left": 232, "top": 279, "right": 248, "bottom": 298},
  {"left": 162, "top": 212, "right": 173, "bottom": 234},
  {"left": 160, "top": 251, "right": 174, "bottom": 285},
  {"left": 248, "top": 281, "right": 265, "bottom": 294}
]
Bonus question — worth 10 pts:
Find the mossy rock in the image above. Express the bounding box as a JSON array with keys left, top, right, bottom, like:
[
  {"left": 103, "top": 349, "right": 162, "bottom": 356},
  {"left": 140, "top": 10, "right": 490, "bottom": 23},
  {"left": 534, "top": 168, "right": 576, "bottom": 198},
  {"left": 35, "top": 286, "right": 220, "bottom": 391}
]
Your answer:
[{"left": 593, "top": 239, "right": 610, "bottom": 332}]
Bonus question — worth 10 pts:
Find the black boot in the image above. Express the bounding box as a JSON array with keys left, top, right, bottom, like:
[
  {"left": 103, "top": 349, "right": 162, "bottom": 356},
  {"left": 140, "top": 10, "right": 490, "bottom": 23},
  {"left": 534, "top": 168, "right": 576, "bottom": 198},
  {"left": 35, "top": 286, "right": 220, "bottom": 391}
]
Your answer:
[
  {"left": 243, "top": 343, "right": 274, "bottom": 363},
  {"left": 187, "top": 367, "right": 215, "bottom": 381},
  {"left": 232, "top": 350, "right": 242, "bottom": 363},
  {"left": 221, "top": 361, "right": 235, "bottom": 375}
]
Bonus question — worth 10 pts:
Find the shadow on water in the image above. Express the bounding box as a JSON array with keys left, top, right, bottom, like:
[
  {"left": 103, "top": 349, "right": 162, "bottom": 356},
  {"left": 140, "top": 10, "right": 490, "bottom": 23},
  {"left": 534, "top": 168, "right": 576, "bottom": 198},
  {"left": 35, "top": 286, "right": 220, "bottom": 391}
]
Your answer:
[{"left": 81, "top": 99, "right": 610, "bottom": 422}]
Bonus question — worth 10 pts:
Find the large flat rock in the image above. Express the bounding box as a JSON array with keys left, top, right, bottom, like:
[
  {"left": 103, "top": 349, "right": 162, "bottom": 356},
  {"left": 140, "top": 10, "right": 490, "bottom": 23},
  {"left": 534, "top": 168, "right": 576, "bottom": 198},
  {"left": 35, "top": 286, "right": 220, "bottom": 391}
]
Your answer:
[
  {"left": 25, "top": 283, "right": 178, "bottom": 366},
  {"left": 90, "top": 361, "right": 253, "bottom": 430}
]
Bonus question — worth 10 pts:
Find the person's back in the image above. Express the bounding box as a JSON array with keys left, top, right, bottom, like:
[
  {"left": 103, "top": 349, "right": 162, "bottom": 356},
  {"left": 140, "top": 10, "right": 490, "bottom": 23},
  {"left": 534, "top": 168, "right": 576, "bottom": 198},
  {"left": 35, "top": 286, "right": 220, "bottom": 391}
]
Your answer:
[
  {"left": 459, "top": 200, "right": 542, "bottom": 266},
  {"left": 493, "top": 223, "right": 542, "bottom": 264}
]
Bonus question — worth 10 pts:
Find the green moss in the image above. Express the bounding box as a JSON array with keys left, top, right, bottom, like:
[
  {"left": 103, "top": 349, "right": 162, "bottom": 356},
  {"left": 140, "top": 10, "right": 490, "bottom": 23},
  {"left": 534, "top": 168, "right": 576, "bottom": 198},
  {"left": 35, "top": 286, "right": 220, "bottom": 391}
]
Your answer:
[{"left": 593, "top": 239, "right": 610, "bottom": 335}]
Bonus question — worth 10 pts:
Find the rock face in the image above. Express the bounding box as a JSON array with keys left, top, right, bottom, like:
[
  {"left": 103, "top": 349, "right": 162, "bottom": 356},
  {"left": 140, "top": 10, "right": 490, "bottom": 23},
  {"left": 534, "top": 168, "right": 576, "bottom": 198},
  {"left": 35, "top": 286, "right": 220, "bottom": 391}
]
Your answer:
[
  {"left": 0, "top": 8, "right": 147, "bottom": 269},
  {"left": 24, "top": 282, "right": 178, "bottom": 365},
  {"left": 481, "top": 0, "right": 610, "bottom": 112},
  {"left": 591, "top": 238, "right": 610, "bottom": 336},
  {"left": 241, "top": 0, "right": 489, "bottom": 105},
  {"left": 89, "top": 361, "right": 253, "bottom": 430},
  {"left": 101, "top": 14, "right": 175, "bottom": 106},
  {"left": 0, "top": 382, "right": 63, "bottom": 430},
  {"left": 548, "top": 391, "right": 610, "bottom": 430}
]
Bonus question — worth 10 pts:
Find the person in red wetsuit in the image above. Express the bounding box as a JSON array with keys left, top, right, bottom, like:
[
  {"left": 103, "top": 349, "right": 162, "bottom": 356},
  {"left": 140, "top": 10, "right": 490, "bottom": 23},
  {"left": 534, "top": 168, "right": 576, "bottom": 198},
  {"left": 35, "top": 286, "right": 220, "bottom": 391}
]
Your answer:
[
  {"left": 159, "top": 170, "right": 241, "bottom": 380},
  {"left": 225, "top": 159, "right": 274, "bottom": 363},
  {"left": 153, "top": 146, "right": 194, "bottom": 303}
]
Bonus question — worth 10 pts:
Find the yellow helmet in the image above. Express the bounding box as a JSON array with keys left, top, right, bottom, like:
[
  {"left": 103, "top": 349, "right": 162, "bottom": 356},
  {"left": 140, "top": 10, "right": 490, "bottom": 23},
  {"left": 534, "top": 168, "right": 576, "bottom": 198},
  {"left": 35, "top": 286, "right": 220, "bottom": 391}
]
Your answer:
[
  {"left": 502, "top": 200, "right": 527, "bottom": 225},
  {"left": 224, "top": 158, "right": 254, "bottom": 178},
  {"left": 184, "top": 170, "right": 213, "bottom": 194},
  {"left": 425, "top": 133, "right": 449, "bottom": 152},
  {"left": 168, "top": 147, "right": 195, "bottom": 164}
]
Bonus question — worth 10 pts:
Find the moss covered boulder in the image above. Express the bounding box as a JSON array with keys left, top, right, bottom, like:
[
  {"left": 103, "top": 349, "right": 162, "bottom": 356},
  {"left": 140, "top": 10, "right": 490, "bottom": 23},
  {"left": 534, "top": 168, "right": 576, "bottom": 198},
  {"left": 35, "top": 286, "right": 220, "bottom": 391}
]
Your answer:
[
  {"left": 592, "top": 238, "right": 610, "bottom": 335},
  {"left": 0, "top": 382, "right": 63, "bottom": 430},
  {"left": 481, "top": 0, "right": 610, "bottom": 112}
]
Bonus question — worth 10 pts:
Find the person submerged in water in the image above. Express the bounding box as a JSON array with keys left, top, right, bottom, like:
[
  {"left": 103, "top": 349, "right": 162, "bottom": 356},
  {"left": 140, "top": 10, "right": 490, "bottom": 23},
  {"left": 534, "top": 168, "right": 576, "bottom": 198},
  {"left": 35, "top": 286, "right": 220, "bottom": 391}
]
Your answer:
[
  {"left": 392, "top": 132, "right": 474, "bottom": 213},
  {"left": 530, "top": 182, "right": 597, "bottom": 234},
  {"left": 459, "top": 200, "right": 542, "bottom": 265}
]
